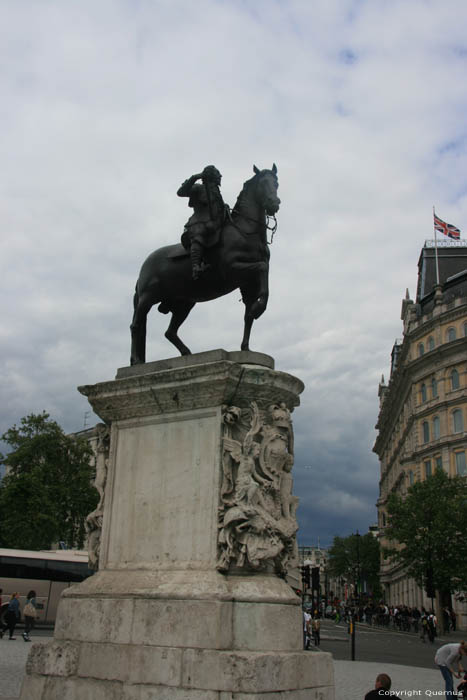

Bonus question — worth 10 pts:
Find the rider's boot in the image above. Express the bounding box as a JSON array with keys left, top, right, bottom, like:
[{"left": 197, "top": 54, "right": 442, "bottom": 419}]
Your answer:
[{"left": 190, "top": 241, "right": 204, "bottom": 280}]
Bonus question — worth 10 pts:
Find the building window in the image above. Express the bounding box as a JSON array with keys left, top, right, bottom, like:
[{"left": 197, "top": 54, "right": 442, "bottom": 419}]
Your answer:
[
  {"left": 421, "top": 383, "right": 427, "bottom": 402},
  {"left": 435, "top": 456, "right": 443, "bottom": 471},
  {"left": 455, "top": 451, "right": 466, "bottom": 476},
  {"left": 464, "top": 322, "right": 467, "bottom": 337},
  {"left": 433, "top": 416, "right": 440, "bottom": 440},
  {"left": 431, "top": 377, "right": 438, "bottom": 398},
  {"left": 408, "top": 470, "right": 414, "bottom": 485},
  {"left": 451, "top": 369, "right": 460, "bottom": 390},
  {"left": 424, "top": 460, "right": 432, "bottom": 478},
  {"left": 382, "top": 512, "right": 386, "bottom": 527},
  {"left": 453, "top": 409, "right": 464, "bottom": 434},
  {"left": 447, "top": 327, "right": 457, "bottom": 342},
  {"left": 428, "top": 336, "right": 435, "bottom": 351},
  {"left": 418, "top": 343, "right": 425, "bottom": 357},
  {"left": 422, "top": 421, "right": 430, "bottom": 443}
]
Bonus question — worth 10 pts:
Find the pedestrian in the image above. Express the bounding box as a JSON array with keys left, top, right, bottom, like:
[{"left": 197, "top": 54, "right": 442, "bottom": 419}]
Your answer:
[
  {"left": 444, "top": 607, "right": 451, "bottom": 634},
  {"left": 434, "top": 641, "right": 467, "bottom": 696},
  {"left": 303, "top": 609, "right": 311, "bottom": 649},
  {"left": 22, "top": 590, "right": 38, "bottom": 642},
  {"left": 364, "top": 673, "right": 392, "bottom": 700},
  {"left": 311, "top": 615, "right": 321, "bottom": 647},
  {"left": 457, "top": 671, "right": 467, "bottom": 699},
  {"left": 1, "top": 592, "right": 20, "bottom": 640},
  {"left": 427, "top": 611, "right": 437, "bottom": 643}
]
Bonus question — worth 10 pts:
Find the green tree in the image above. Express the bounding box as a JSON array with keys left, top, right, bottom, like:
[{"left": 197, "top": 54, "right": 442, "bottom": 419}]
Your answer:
[
  {"left": 0, "top": 412, "right": 98, "bottom": 550},
  {"left": 384, "top": 468, "right": 467, "bottom": 598},
  {"left": 328, "top": 532, "right": 381, "bottom": 598}
]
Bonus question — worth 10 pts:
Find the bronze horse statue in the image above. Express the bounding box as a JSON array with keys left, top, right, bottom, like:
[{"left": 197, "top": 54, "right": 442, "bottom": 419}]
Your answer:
[{"left": 130, "top": 164, "right": 280, "bottom": 364}]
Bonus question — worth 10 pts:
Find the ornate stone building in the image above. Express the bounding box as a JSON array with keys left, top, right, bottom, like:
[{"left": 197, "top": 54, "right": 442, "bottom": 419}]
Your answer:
[{"left": 374, "top": 240, "right": 467, "bottom": 629}]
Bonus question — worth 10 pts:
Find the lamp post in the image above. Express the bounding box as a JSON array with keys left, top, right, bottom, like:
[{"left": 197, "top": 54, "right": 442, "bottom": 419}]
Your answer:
[
  {"left": 355, "top": 530, "right": 361, "bottom": 606},
  {"left": 351, "top": 530, "right": 361, "bottom": 661}
]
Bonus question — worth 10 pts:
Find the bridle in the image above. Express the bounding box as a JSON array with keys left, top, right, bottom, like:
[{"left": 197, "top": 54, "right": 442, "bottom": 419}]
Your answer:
[{"left": 230, "top": 173, "right": 279, "bottom": 244}]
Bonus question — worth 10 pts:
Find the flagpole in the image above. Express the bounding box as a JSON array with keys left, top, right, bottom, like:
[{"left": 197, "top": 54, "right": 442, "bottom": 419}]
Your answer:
[{"left": 433, "top": 206, "right": 440, "bottom": 285}]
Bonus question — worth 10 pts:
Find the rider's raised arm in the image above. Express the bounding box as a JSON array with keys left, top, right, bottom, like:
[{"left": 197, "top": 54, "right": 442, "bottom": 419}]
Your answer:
[{"left": 177, "top": 173, "right": 202, "bottom": 197}]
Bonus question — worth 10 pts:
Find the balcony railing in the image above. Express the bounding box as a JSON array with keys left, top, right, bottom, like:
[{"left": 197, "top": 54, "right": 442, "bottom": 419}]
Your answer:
[{"left": 424, "top": 239, "right": 467, "bottom": 248}]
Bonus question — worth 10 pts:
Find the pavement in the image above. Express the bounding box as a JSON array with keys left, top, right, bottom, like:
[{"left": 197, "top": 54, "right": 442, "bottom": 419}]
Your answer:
[{"left": 0, "top": 630, "right": 463, "bottom": 700}]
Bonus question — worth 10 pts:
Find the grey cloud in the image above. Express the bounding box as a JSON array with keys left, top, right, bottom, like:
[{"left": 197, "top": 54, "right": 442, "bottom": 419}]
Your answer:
[{"left": 2, "top": 0, "right": 467, "bottom": 546}]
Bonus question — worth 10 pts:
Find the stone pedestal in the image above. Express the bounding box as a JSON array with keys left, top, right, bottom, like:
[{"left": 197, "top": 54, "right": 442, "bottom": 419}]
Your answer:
[{"left": 20, "top": 350, "right": 334, "bottom": 699}]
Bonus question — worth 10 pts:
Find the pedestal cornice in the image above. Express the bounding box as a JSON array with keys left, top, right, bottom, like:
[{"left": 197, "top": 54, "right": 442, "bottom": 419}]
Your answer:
[{"left": 78, "top": 351, "right": 304, "bottom": 423}]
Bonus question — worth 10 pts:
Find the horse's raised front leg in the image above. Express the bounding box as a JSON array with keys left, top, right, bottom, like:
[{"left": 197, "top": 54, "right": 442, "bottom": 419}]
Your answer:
[
  {"left": 165, "top": 301, "right": 195, "bottom": 356},
  {"left": 239, "top": 262, "right": 269, "bottom": 352}
]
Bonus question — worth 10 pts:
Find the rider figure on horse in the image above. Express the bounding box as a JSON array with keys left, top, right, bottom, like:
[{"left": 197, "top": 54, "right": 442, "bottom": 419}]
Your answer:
[{"left": 178, "top": 165, "right": 227, "bottom": 280}]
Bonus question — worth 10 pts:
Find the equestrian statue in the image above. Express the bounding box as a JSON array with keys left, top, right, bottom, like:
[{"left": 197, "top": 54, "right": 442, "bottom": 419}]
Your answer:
[{"left": 130, "top": 163, "right": 280, "bottom": 364}]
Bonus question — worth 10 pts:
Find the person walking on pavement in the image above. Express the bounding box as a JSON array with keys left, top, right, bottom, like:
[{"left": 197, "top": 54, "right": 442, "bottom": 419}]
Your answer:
[
  {"left": 427, "top": 610, "right": 437, "bottom": 642},
  {"left": 303, "top": 609, "right": 311, "bottom": 649},
  {"left": 1, "top": 592, "right": 21, "bottom": 640},
  {"left": 311, "top": 615, "right": 321, "bottom": 647},
  {"left": 434, "top": 641, "right": 467, "bottom": 696},
  {"left": 22, "top": 590, "right": 37, "bottom": 641}
]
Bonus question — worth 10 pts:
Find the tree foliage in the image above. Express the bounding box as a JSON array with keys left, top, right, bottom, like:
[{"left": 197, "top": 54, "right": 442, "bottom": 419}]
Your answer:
[
  {"left": 384, "top": 468, "right": 467, "bottom": 594},
  {"left": 0, "top": 412, "right": 98, "bottom": 550},
  {"left": 328, "top": 532, "right": 381, "bottom": 597}
]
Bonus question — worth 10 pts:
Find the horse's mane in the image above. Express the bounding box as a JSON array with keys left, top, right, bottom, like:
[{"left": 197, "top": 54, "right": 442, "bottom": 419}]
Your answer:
[{"left": 233, "top": 175, "right": 257, "bottom": 211}]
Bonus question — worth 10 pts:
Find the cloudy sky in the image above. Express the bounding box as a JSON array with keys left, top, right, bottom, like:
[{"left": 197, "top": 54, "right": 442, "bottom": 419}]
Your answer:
[{"left": 2, "top": 0, "right": 467, "bottom": 547}]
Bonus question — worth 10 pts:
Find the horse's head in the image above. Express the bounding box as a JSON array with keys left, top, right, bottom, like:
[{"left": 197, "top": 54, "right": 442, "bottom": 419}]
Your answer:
[{"left": 253, "top": 164, "right": 281, "bottom": 215}]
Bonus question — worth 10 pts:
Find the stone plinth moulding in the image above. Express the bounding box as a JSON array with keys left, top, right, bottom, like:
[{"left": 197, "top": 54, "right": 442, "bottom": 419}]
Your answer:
[{"left": 20, "top": 350, "right": 334, "bottom": 699}]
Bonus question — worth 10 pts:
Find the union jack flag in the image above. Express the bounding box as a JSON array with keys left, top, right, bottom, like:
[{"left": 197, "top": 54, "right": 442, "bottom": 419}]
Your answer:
[{"left": 434, "top": 212, "right": 461, "bottom": 240}]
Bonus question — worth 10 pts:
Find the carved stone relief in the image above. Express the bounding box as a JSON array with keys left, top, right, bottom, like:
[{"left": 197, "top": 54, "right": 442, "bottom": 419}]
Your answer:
[
  {"left": 85, "top": 423, "right": 110, "bottom": 570},
  {"left": 217, "top": 401, "right": 299, "bottom": 575}
]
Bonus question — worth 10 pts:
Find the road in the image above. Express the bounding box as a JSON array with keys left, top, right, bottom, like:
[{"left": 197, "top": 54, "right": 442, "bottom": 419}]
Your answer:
[{"left": 318, "top": 618, "right": 460, "bottom": 669}]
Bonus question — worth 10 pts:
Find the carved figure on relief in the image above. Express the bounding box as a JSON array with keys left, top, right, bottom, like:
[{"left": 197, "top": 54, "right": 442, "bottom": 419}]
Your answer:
[
  {"left": 217, "top": 401, "right": 298, "bottom": 575},
  {"left": 85, "top": 424, "right": 110, "bottom": 571}
]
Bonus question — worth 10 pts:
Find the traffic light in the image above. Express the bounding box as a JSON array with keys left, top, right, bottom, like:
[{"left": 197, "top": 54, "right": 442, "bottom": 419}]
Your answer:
[
  {"left": 311, "top": 566, "right": 320, "bottom": 591},
  {"left": 300, "top": 565, "right": 311, "bottom": 588},
  {"left": 425, "top": 567, "right": 435, "bottom": 599}
]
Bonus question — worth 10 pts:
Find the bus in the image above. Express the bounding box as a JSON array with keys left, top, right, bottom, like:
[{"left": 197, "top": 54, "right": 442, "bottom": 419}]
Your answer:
[{"left": 0, "top": 548, "right": 93, "bottom": 625}]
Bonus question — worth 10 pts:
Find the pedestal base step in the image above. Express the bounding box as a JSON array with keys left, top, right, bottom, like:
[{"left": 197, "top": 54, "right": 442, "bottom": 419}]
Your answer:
[{"left": 21, "top": 640, "right": 334, "bottom": 699}]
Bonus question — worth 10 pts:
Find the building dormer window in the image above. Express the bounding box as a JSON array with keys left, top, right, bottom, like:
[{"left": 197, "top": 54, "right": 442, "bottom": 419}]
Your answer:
[
  {"left": 447, "top": 327, "right": 457, "bottom": 342},
  {"left": 451, "top": 368, "right": 460, "bottom": 390}
]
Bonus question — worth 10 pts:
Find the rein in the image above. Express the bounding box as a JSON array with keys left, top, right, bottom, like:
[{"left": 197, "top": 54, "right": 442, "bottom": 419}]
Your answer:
[{"left": 230, "top": 208, "right": 278, "bottom": 245}]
